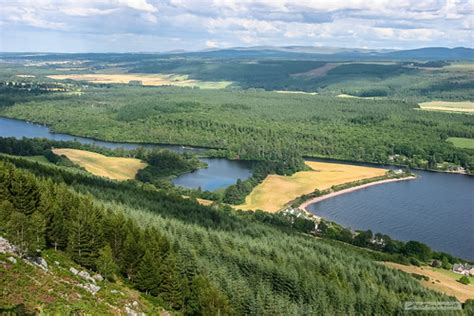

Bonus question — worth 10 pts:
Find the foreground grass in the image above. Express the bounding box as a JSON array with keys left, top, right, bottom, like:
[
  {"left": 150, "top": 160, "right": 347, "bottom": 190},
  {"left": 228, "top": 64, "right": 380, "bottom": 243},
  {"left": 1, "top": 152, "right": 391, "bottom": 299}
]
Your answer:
[
  {"left": 47, "top": 73, "right": 231, "bottom": 89},
  {"left": 0, "top": 250, "right": 161, "bottom": 315},
  {"left": 384, "top": 262, "right": 474, "bottom": 302},
  {"left": 237, "top": 161, "right": 387, "bottom": 212},
  {"left": 52, "top": 148, "right": 147, "bottom": 181},
  {"left": 418, "top": 101, "right": 474, "bottom": 113},
  {"left": 448, "top": 137, "right": 474, "bottom": 149}
]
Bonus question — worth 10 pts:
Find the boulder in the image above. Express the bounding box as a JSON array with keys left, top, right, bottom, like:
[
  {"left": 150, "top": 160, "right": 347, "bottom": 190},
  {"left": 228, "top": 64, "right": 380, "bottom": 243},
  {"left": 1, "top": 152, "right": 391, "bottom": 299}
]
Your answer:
[
  {"left": 7, "top": 256, "right": 17, "bottom": 264},
  {"left": 78, "top": 270, "right": 96, "bottom": 283},
  {"left": 79, "top": 283, "right": 101, "bottom": 295},
  {"left": 92, "top": 273, "right": 104, "bottom": 282},
  {"left": 0, "top": 237, "right": 17, "bottom": 254},
  {"left": 69, "top": 267, "right": 79, "bottom": 275},
  {"left": 35, "top": 257, "right": 48, "bottom": 271}
]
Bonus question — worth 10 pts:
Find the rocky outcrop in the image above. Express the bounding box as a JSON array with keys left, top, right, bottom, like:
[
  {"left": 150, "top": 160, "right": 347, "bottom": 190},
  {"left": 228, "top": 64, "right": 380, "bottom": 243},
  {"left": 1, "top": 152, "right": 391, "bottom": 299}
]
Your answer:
[{"left": 0, "top": 236, "right": 17, "bottom": 254}]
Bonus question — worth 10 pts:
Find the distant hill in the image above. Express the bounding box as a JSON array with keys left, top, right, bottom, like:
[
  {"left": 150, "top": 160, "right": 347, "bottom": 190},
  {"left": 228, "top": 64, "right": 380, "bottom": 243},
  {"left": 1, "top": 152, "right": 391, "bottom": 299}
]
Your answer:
[
  {"left": 174, "top": 46, "right": 474, "bottom": 61},
  {"left": 1, "top": 46, "right": 472, "bottom": 61}
]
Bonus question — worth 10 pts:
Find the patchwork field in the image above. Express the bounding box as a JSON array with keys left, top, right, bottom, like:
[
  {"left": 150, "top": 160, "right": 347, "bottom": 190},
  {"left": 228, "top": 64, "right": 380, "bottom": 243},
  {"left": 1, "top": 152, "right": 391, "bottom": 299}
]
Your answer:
[
  {"left": 237, "top": 161, "right": 387, "bottom": 212},
  {"left": 52, "top": 148, "right": 147, "bottom": 181},
  {"left": 384, "top": 262, "right": 474, "bottom": 302},
  {"left": 47, "top": 73, "right": 232, "bottom": 89},
  {"left": 418, "top": 101, "right": 474, "bottom": 113},
  {"left": 448, "top": 137, "right": 474, "bottom": 149}
]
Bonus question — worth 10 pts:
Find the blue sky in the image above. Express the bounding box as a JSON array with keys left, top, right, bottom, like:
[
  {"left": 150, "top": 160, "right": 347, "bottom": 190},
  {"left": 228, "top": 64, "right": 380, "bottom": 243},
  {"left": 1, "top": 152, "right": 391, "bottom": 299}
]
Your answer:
[{"left": 1, "top": 0, "right": 472, "bottom": 52}]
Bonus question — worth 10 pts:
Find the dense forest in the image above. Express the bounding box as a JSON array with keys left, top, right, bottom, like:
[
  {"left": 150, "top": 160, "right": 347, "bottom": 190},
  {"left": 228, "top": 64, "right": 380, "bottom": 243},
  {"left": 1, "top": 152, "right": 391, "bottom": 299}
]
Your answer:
[
  {"left": 2, "top": 154, "right": 471, "bottom": 314},
  {"left": 1, "top": 85, "right": 472, "bottom": 173}
]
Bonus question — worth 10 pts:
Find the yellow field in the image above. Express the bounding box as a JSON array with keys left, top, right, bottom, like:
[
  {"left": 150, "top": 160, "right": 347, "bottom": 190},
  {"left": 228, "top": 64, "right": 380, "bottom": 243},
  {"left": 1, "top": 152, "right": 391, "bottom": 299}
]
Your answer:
[
  {"left": 384, "top": 262, "right": 474, "bottom": 302},
  {"left": 52, "top": 148, "right": 147, "bottom": 181},
  {"left": 236, "top": 161, "right": 387, "bottom": 212},
  {"left": 418, "top": 101, "right": 474, "bottom": 113},
  {"left": 336, "top": 94, "right": 384, "bottom": 100},
  {"left": 274, "top": 90, "right": 318, "bottom": 95},
  {"left": 47, "top": 73, "right": 232, "bottom": 89}
]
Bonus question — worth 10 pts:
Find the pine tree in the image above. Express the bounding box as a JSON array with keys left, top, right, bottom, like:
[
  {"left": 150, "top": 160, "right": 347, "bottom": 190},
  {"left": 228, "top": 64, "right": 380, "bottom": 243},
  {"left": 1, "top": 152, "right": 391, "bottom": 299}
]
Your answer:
[
  {"left": 67, "top": 200, "right": 104, "bottom": 268},
  {"left": 29, "top": 211, "right": 46, "bottom": 253},
  {"left": 0, "top": 163, "right": 12, "bottom": 202},
  {"left": 6, "top": 211, "right": 44, "bottom": 257},
  {"left": 96, "top": 244, "right": 118, "bottom": 281},
  {"left": 45, "top": 203, "right": 68, "bottom": 250},
  {"left": 135, "top": 250, "right": 161, "bottom": 295},
  {"left": 158, "top": 254, "right": 184, "bottom": 310},
  {"left": 120, "top": 229, "right": 144, "bottom": 281},
  {"left": 8, "top": 172, "right": 40, "bottom": 215}
]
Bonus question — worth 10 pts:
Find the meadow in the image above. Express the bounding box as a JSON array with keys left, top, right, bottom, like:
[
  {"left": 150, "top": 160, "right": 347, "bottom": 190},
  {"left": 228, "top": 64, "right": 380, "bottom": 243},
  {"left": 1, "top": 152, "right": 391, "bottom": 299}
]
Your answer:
[
  {"left": 47, "top": 73, "right": 231, "bottom": 89},
  {"left": 448, "top": 137, "right": 474, "bottom": 149},
  {"left": 418, "top": 101, "right": 474, "bottom": 113},
  {"left": 52, "top": 148, "right": 147, "bottom": 180},
  {"left": 384, "top": 262, "right": 474, "bottom": 302},
  {"left": 237, "top": 161, "right": 387, "bottom": 212}
]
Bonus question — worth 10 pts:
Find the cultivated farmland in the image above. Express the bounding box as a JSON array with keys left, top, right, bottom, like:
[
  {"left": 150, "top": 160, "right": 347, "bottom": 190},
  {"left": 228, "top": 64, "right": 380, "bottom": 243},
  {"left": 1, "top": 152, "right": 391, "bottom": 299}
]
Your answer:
[
  {"left": 47, "top": 73, "right": 231, "bottom": 89},
  {"left": 237, "top": 161, "right": 387, "bottom": 212},
  {"left": 52, "top": 148, "right": 147, "bottom": 180},
  {"left": 418, "top": 101, "right": 474, "bottom": 113}
]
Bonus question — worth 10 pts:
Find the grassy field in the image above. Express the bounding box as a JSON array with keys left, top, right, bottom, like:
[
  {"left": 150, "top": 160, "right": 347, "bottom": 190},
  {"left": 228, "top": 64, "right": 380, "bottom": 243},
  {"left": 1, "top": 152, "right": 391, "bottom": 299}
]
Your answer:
[
  {"left": 47, "top": 73, "right": 231, "bottom": 89},
  {"left": 418, "top": 101, "right": 474, "bottom": 113},
  {"left": 384, "top": 262, "right": 474, "bottom": 302},
  {"left": 52, "top": 148, "right": 147, "bottom": 181},
  {"left": 0, "top": 250, "right": 160, "bottom": 314},
  {"left": 237, "top": 161, "right": 387, "bottom": 212},
  {"left": 448, "top": 137, "right": 474, "bottom": 149}
]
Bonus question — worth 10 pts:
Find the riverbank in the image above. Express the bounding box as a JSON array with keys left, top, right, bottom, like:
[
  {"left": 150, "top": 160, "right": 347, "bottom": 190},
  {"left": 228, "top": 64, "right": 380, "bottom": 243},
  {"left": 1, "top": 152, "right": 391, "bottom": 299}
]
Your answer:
[{"left": 298, "top": 176, "right": 416, "bottom": 212}]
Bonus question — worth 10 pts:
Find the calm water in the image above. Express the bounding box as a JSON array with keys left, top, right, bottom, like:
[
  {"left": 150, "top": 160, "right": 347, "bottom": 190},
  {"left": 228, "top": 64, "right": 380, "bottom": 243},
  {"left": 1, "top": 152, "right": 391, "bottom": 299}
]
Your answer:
[
  {"left": 308, "top": 170, "right": 474, "bottom": 260},
  {"left": 2, "top": 117, "right": 473, "bottom": 259},
  {"left": 172, "top": 158, "right": 252, "bottom": 191},
  {"left": 0, "top": 117, "right": 252, "bottom": 191}
]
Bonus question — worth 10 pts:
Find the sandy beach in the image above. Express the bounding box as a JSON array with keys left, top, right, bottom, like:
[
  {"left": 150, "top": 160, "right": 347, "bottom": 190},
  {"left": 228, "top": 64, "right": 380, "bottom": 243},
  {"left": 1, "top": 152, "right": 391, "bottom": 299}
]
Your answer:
[{"left": 299, "top": 176, "right": 417, "bottom": 211}]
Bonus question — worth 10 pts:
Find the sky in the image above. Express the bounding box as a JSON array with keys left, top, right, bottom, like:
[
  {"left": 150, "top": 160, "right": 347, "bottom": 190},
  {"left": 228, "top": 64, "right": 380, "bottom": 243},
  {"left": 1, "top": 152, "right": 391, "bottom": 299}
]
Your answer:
[{"left": 0, "top": 0, "right": 472, "bottom": 52}]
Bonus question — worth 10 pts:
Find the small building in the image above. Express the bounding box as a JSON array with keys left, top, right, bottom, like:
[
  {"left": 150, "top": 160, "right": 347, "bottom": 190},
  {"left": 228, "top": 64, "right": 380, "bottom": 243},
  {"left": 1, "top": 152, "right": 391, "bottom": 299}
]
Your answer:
[{"left": 453, "top": 264, "right": 474, "bottom": 276}]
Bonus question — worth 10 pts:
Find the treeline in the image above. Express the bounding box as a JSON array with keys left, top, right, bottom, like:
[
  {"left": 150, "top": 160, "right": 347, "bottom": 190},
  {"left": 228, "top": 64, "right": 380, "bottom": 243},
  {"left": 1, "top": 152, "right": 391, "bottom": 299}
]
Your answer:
[
  {"left": 317, "top": 220, "right": 468, "bottom": 267},
  {"left": 0, "top": 154, "right": 463, "bottom": 314},
  {"left": 136, "top": 149, "right": 204, "bottom": 185},
  {"left": 0, "top": 160, "right": 230, "bottom": 313}
]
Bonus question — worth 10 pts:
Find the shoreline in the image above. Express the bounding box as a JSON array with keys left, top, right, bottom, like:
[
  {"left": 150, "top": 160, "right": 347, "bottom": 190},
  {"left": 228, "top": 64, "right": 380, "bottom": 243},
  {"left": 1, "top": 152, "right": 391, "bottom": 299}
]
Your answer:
[{"left": 299, "top": 176, "right": 417, "bottom": 212}]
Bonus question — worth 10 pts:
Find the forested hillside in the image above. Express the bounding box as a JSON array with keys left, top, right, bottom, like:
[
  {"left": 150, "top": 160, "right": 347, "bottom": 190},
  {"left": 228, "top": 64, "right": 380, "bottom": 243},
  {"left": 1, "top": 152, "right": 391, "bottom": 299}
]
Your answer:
[
  {"left": 1, "top": 85, "right": 472, "bottom": 173},
  {"left": 1, "top": 155, "right": 468, "bottom": 314}
]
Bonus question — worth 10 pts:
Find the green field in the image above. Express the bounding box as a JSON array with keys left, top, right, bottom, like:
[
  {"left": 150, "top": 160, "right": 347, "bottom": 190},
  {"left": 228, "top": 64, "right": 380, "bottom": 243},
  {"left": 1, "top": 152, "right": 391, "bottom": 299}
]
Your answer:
[{"left": 448, "top": 137, "right": 474, "bottom": 149}]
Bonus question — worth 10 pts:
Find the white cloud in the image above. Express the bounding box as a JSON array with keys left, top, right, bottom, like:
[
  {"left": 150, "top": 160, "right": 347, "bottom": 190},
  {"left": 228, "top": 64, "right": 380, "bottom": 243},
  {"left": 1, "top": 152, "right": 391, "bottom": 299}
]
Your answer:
[
  {"left": 205, "top": 40, "right": 218, "bottom": 48},
  {"left": 0, "top": 0, "right": 472, "bottom": 52},
  {"left": 117, "top": 0, "right": 157, "bottom": 12}
]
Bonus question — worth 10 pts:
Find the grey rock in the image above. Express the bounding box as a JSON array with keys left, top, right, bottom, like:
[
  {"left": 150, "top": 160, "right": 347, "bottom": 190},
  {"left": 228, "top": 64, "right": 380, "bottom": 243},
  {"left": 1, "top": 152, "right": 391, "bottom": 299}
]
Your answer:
[
  {"left": 78, "top": 270, "right": 96, "bottom": 283},
  {"left": 36, "top": 257, "right": 48, "bottom": 271},
  {"left": 0, "top": 237, "right": 17, "bottom": 254},
  {"left": 78, "top": 270, "right": 91, "bottom": 279},
  {"left": 92, "top": 273, "right": 104, "bottom": 282},
  {"left": 132, "top": 301, "right": 139, "bottom": 307},
  {"left": 69, "top": 267, "right": 79, "bottom": 275},
  {"left": 79, "top": 283, "right": 101, "bottom": 295},
  {"left": 54, "top": 261, "right": 60, "bottom": 266},
  {"left": 124, "top": 306, "right": 137, "bottom": 316},
  {"left": 7, "top": 256, "right": 17, "bottom": 264}
]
